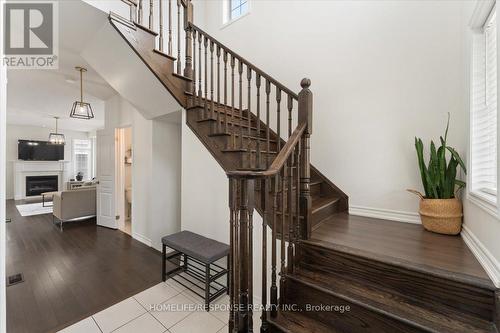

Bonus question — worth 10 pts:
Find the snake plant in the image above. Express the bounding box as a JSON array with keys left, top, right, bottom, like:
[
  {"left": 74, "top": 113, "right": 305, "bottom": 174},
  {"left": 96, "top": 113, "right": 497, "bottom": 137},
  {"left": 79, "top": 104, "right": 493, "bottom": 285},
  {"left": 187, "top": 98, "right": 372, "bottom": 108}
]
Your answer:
[{"left": 414, "top": 114, "right": 466, "bottom": 199}]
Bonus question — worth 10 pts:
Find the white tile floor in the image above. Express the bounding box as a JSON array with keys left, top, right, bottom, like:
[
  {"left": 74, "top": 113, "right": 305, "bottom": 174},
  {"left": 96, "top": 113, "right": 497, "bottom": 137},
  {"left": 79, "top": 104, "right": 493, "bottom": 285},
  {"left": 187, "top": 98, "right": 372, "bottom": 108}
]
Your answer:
[{"left": 58, "top": 279, "right": 261, "bottom": 333}]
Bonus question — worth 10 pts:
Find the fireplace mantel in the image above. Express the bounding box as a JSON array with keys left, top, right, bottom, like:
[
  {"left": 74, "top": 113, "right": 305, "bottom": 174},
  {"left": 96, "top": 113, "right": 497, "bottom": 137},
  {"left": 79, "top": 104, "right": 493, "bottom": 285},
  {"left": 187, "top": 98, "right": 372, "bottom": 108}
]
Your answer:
[{"left": 13, "top": 160, "right": 70, "bottom": 200}]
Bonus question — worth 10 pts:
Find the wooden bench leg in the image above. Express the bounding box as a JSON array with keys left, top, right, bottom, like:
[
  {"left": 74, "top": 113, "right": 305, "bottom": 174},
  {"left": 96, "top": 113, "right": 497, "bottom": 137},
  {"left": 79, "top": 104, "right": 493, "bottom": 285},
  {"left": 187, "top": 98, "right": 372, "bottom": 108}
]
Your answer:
[
  {"left": 205, "top": 263, "right": 210, "bottom": 312},
  {"left": 162, "top": 244, "right": 166, "bottom": 282}
]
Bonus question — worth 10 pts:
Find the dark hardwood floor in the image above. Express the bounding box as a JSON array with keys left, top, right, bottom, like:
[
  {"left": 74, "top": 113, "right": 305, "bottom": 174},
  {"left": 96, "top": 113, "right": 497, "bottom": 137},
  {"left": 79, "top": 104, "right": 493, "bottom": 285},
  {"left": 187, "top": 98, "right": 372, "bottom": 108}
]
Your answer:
[
  {"left": 311, "top": 213, "right": 491, "bottom": 282},
  {"left": 5, "top": 199, "right": 163, "bottom": 333}
]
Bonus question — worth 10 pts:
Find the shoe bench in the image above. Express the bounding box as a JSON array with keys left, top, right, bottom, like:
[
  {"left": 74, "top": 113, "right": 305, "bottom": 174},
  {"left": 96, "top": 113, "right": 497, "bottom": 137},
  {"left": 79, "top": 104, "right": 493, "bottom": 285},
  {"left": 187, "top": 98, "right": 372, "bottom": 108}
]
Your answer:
[{"left": 161, "top": 231, "right": 229, "bottom": 311}]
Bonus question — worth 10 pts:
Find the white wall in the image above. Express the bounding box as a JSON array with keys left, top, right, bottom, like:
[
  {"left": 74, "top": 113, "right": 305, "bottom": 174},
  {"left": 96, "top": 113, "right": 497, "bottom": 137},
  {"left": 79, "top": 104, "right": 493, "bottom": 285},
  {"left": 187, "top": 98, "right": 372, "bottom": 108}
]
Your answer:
[
  {"left": 197, "top": 0, "right": 468, "bottom": 218},
  {"left": 105, "top": 94, "right": 182, "bottom": 251},
  {"left": 151, "top": 119, "right": 182, "bottom": 250},
  {"left": 5, "top": 125, "right": 90, "bottom": 199}
]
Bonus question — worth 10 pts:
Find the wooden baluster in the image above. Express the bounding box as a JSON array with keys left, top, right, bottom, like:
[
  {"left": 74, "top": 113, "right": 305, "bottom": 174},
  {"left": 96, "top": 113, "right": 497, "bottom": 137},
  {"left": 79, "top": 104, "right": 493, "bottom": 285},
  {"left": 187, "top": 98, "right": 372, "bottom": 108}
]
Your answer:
[
  {"left": 233, "top": 179, "right": 241, "bottom": 332},
  {"left": 198, "top": 31, "right": 202, "bottom": 107},
  {"left": 230, "top": 56, "right": 236, "bottom": 149},
  {"left": 192, "top": 29, "right": 196, "bottom": 101},
  {"left": 168, "top": 0, "right": 172, "bottom": 55},
  {"left": 138, "top": 0, "right": 143, "bottom": 25},
  {"left": 246, "top": 67, "right": 252, "bottom": 167},
  {"left": 228, "top": 178, "right": 236, "bottom": 332},
  {"left": 216, "top": 46, "right": 221, "bottom": 133},
  {"left": 247, "top": 179, "right": 255, "bottom": 333},
  {"left": 238, "top": 60, "right": 244, "bottom": 151},
  {"left": 238, "top": 178, "right": 251, "bottom": 332},
  {"left": 255, "top": 74, "right": 262, "bottom": 170},
  {"left": 295, "top": 141, "right": 301, "bottom": 247},
  {"left": 279, "top": 168, "right": 286, "bottom": 308},
  {"left": 261, "top": 177, "right": 269, "bottom": 332},
  {"left": 204, "top": 36, "right": 208, "bottom": 119},
  {"left": 265, "top": 80, "right": 271, "bottom": 169},
  {"left": 298, "top": 79, "right": 313, "bottom": 239},
  {"left": 183, "top": 0, "right": 193, "bottom": 80},
  {"left": 270, "top": 175, "right": 278, "bottom": 317},
  {"left": 223, "top": 51, "right": 228, "bottom": 135},
  {"left": 149, "top": 0, "right": 154, "bottom": 30},
  {"left": 159, "top": 0, "right": 164, "bottom": 51},
  {"left": 176, "top": 0, "right": 181, "bottom": 74},
  {"left": 276, "top": 88, "right": 282, "bottom": 151},
  {"left": 287, "top": 153, "right": 294, "bottom": 274},
  {"left": 287, "top": 95, "right": 293, "bottom": 139},
  {"left": 210, "top": 41, "right": 215, "bottom": 130},
  {"left": 129, "top": 2, "right": 137, "bottom": 22}
]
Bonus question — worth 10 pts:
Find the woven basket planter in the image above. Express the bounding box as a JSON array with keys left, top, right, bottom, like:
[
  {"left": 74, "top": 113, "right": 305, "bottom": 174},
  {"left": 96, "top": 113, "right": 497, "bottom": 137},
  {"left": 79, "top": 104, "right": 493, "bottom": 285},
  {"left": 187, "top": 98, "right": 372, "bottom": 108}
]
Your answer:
[{"left": 408, "top": 190, "right": 463, "bottom": 235}]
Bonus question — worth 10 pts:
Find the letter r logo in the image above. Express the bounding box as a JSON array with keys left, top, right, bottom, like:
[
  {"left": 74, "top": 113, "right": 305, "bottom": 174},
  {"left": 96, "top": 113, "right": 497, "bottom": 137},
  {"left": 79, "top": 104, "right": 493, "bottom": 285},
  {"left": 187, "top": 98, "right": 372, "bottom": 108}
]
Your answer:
[{"left": 4, "top": 3, "right": 53, "bottom": 55}]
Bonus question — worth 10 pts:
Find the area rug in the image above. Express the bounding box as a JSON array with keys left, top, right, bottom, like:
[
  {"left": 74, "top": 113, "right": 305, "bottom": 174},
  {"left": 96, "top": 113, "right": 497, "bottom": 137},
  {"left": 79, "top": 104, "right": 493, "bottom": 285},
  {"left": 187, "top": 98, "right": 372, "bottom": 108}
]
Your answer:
[{"left": 16, "top": 202, "right": 53, "bottom": 216}]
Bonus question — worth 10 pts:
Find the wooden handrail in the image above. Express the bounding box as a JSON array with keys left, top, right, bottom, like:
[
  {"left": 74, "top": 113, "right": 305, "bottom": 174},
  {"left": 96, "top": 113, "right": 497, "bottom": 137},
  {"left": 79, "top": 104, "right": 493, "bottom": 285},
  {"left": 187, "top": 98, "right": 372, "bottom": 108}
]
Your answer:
[
  {"left": 190, "top": 23, "right": 299, "bottom": 100},
  {"left": 227, "top": 123, "right": 306, "bottom": 179}
]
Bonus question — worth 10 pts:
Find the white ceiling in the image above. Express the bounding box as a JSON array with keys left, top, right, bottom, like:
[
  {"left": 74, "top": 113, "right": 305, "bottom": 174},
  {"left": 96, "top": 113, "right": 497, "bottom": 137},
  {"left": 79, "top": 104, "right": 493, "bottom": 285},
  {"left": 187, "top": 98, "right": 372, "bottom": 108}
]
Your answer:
[{"left": 6, "top": 0, "right": 116, "bottom": 132}]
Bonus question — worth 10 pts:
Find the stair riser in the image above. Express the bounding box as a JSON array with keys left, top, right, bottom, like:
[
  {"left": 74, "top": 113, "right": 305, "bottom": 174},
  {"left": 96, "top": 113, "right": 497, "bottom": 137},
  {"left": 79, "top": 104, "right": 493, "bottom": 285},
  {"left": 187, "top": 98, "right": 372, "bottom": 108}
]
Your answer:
[
  {"left": 297, "top": 244, "right": 495, "bottom": 322},
  {"left": 312, "top": 201, "right": 338, "bottom": 226},
  {"left": 283, "top": 278, "right": 426, "bottom": 333},
  {"left": 310, "top": 182, "right": 322, "bottom": 197}
]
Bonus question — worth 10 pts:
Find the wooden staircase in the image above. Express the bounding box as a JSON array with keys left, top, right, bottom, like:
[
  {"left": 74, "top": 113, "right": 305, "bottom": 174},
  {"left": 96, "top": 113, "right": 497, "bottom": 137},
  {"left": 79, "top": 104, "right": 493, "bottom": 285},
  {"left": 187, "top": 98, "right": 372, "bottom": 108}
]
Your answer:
[{"left": 109, "top": 1, "right": 499, "bottom": 332}]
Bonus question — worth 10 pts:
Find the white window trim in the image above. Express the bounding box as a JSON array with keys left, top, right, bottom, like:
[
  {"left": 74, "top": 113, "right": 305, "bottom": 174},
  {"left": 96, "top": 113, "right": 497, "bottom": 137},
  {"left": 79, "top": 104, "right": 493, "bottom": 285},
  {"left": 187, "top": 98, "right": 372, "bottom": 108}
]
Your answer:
[
  {"left": 221, "top": 0, "right": 250, "bottom": 30},
  {"left": 468, "top": 0, "right": 500, "bottom": 218},
  {"left": 72, "top": 138, "right": 94, "bottom": 180}
]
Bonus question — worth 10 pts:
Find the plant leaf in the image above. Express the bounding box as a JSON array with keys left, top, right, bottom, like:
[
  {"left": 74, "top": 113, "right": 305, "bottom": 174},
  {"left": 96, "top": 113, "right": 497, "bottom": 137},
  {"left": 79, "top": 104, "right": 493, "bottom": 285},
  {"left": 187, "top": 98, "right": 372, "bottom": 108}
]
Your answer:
[{"left": 446, "top": 146, "right": 467, "bottom": 174}]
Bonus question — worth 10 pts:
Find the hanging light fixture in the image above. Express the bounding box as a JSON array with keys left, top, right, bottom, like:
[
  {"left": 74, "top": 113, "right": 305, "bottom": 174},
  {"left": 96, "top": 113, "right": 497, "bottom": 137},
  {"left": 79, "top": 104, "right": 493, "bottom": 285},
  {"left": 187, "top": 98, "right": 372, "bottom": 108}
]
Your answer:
[
  {"left": 48, "top": 117, "right": 65, "bottom": 145},
  {"left": 70, "top": 66, "right": 94, "bottom": 120}
]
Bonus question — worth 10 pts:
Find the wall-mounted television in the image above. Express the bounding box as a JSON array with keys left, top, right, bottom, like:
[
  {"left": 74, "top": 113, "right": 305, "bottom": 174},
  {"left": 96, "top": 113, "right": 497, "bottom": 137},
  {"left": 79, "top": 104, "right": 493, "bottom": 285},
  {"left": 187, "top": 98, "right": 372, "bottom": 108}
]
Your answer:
[{"left": 18, "top": 140, "right": 64, "bottom": 161}]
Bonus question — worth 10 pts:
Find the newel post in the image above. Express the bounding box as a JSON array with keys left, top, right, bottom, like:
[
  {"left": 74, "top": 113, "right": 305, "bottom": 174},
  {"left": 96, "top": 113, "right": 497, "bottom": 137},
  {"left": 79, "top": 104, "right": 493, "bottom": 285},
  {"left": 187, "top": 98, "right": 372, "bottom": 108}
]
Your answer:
[
  {"left": 184, "top": 0, "right": 194, "bottom": 81},
  {"left": 298, "top": 78, "right": 312, "bottom": 239}
]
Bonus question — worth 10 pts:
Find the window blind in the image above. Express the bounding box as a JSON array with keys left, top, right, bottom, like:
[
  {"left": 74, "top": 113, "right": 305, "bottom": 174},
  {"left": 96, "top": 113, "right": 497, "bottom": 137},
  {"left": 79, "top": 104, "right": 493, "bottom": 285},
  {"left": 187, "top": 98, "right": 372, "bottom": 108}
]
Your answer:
[{"left": 471, "top": 10, "right": 497, "bottom": 200}]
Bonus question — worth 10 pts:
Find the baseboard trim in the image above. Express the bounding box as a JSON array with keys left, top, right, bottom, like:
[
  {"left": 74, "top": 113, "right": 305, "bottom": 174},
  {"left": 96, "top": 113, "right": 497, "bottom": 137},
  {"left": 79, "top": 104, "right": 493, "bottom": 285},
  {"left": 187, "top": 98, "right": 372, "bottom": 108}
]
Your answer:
[
  {"left": 461, "top": 225, "right": 500, "bottom": 288},
  {"left": 349, "top": 205, "right": 421, "bottom": 224},
  {"left": 132, "top": 232, "right": 152, "bottom": 247}
]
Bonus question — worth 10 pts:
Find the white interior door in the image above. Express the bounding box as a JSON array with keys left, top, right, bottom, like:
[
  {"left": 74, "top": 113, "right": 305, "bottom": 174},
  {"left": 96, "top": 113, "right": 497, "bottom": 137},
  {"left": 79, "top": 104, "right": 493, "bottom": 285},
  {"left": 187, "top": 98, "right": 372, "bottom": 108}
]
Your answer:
[{"left": 96, "top": 129, "right": 117, "bottom": 229}]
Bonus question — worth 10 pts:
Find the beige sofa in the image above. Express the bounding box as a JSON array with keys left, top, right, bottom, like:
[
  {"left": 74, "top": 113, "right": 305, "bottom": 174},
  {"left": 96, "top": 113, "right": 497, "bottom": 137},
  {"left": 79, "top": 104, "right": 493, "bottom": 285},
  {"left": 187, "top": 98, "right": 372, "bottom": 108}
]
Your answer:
[{"left": 52, "top": 187, "right": 96, "bottom": 231}]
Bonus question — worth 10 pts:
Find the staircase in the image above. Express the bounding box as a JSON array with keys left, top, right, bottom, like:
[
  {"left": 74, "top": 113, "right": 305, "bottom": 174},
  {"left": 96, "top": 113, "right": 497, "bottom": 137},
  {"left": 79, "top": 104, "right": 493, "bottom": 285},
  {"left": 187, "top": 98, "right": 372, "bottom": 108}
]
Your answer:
[{"left": 108, "top": 1, "right": 499, "bottom": 332}]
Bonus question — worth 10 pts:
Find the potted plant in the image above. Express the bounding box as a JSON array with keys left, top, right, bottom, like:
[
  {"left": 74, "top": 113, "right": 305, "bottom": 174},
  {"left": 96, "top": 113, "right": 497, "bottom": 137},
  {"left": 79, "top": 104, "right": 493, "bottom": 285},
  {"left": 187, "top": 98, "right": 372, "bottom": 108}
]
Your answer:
[{"left": 408, "top": 114, "right": 466, "bottom": 235}]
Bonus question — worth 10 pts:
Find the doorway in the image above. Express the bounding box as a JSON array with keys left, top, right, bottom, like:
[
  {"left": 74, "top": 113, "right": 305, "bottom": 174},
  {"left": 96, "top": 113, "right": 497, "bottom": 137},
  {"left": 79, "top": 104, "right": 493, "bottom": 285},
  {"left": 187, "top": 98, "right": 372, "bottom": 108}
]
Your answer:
[{"left": 116, "top": 127, "right": 132, "bottom": 235}]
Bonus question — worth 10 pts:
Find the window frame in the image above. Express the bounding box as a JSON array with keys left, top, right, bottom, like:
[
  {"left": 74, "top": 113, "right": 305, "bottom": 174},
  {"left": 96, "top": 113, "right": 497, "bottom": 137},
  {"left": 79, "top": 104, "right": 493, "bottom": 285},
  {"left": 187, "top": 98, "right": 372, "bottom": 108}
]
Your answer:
[
  {"left": 468, "top": 0, "right": 500, "bottom": 217},
  {"left": 222, "top": 0, "right": 250, "bottom": 28},
  {"left": 72, "top": 138, "right": 94, "bottom": 181}
]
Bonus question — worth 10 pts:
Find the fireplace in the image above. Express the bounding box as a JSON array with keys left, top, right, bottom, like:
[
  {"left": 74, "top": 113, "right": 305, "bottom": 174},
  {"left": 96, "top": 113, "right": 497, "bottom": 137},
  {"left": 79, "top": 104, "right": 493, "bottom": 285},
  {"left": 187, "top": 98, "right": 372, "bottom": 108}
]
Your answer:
[{"left": 25, "top": 175, "right": 58, "bottom": 197}]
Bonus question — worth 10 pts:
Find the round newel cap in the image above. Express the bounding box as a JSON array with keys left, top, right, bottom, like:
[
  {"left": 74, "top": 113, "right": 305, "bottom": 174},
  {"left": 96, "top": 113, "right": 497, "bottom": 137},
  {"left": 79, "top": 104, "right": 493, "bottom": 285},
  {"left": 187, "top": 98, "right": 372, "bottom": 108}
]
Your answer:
[{"left": 301, "top": 78, "right": 311, "bottom": 89}]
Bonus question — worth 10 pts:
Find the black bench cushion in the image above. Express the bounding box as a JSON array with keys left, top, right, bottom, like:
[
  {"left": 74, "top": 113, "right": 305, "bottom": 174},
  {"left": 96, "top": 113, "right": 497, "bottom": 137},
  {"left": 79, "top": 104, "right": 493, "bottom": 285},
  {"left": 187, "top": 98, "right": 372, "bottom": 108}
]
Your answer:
[{"left": 162, "top": 231, "right": 229, "bottom": 264}]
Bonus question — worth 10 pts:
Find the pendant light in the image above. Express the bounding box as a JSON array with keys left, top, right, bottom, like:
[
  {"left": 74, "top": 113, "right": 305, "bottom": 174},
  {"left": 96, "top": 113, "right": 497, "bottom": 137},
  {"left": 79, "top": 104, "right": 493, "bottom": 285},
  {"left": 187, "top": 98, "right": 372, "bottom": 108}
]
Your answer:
[
  {"left": 48, "top": 117, "right": 65, "bottom": 145},
  {"left": 70, "top": 66, "right": 94, "bottom": 119}
]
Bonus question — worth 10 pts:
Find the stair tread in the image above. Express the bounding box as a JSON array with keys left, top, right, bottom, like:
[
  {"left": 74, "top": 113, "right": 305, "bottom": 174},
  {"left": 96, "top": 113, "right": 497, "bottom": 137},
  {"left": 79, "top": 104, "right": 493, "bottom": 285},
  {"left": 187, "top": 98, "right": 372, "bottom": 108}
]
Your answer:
[
  {"left": 312, "top": 195, "right": 340, "bottom": 214},
  {"left": 301, "top": 237, "right": 495, "bottom": 291},
  {"left": 267, "top": 310, "right": 336, "bottom": 333},
  {"left": 289, "top": 270, "right": 496, "bottom": 333}
]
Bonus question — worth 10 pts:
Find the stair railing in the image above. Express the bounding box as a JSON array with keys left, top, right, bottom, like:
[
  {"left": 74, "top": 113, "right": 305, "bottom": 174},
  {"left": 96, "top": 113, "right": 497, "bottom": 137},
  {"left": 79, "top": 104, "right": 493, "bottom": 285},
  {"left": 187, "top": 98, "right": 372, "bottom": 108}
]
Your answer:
[
  {"left": 120, "top": 0, "right": 193, "bottom": 86},
  {"left": 188, "top": 23, "right": 301, "bottom": 170},
  {"left": 226, "top": 79, "right": 313, "bottom": 333}
]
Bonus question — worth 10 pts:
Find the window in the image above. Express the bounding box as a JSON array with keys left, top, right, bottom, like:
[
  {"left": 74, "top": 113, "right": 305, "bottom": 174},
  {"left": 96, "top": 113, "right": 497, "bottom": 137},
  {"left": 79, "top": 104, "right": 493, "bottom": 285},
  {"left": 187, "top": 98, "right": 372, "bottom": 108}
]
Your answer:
[
  {"left": 471, "top": 7, "right": 497, "bottom": 205},
  {"left": 73, "top": 139, "right": 93, "bottom": 180},
  {"left": 226, "top": 0, "right": 248, "bottom": 23}
]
